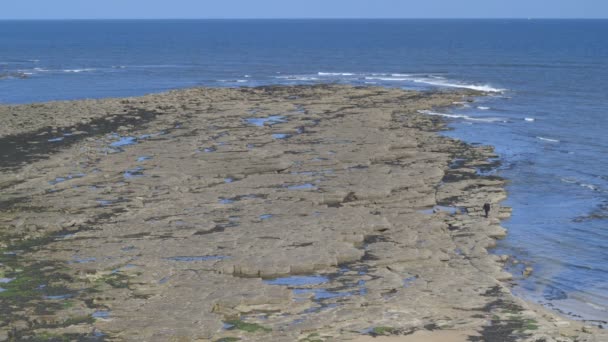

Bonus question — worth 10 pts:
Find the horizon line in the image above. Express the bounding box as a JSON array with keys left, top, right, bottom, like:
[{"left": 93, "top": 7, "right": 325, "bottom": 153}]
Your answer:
[{"left": 1, "top": 17, "right": 607, "bottom": 21}]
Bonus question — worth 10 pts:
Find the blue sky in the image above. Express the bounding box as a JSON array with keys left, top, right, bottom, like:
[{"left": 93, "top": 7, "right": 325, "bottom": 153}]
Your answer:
[{"left": 2, "top": 0, "right": 607, "bottom": 19}]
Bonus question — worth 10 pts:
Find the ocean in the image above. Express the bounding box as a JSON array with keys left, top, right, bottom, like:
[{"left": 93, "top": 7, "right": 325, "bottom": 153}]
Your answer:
[{"left": 1, "top": 19, "right": 607, "bottom": 322}]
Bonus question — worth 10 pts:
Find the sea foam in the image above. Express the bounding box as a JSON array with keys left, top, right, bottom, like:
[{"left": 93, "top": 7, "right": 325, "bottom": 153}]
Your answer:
[
  {"left": 417, "top": 110, "right": 506, "bottom": 123},
  {"left": 537, "top": 136, "right": 560, "bottom": 143}
]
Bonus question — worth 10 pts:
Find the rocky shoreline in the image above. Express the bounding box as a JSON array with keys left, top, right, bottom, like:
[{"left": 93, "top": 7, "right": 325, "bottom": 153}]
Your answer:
[{"left": 0, "top": 85, "right": 604, "bottom": 341}]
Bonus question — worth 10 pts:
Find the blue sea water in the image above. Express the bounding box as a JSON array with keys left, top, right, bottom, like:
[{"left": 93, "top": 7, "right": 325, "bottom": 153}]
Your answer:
[{"left": 1, "top": 19, "right": 607, "bottom": 322}]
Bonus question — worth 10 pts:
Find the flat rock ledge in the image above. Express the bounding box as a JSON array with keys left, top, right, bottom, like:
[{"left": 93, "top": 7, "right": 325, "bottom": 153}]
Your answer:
[{"left": 0, "top": 85, "right": 605, "bottom": 341}]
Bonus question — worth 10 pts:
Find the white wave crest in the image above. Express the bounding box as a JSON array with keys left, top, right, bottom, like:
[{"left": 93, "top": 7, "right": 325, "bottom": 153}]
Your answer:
[
  {"left": 560, "top": 178, "right": 601, "bottom": 192},
  {"left": 63, "top": 68, "right": 95, "bottom": 73},
  {"left": 477, "top": 106, "right": 490, "bottom": 110},
  {"left": 412, "top": 78, "right": 505, "bottom": 93},
  {"left": 363, "top": 75, "right": 505, "bottom": 93},
  {"left": 277, "top": 72, "right": 506, "bottom": 93},
  {"left": 537, "top": 136, "right": 560, "bottom": 143},
  {"left": 365, "top": 76, "right": 410, "bottom": 81},
  {"left": 417, "top": 110, "right": 506, "bottom": 123},
  {"left": 525, "top": 117, "right": 536, "bottom": 122},
  {"left": 318, "top": 72, "right": 355, "bottom": 76},
  {"left": 275, "top": 76, "right": 320, "bottom": 81}
]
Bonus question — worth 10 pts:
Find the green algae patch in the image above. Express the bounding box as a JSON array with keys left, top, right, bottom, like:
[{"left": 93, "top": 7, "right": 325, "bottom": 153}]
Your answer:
[
  {"left": 0, "top": 231, "right": 102, "bottom": 339},
  {"left": 22, "top": 330, "right": 101, "bottom": 342},
  {"left": 0, "top": 259, "right": 75, "bottom": 303},
  {"left": 97, "top": 272, "right": 130, "bottom": 289},
  {"left": 371, "top": 326, "right": 397, "bottom": 336},
  {"left": 225, "top": 319, "right": 272, "bottom": 333},
  {"left": 30, "top": 332, "right": 73, "bottom": 342},
  {"left": 300, "top": 332, "right": 325, "bottom": 342},
  {"left": 215, "top": 338, "right": 241, "bottom": 342}
]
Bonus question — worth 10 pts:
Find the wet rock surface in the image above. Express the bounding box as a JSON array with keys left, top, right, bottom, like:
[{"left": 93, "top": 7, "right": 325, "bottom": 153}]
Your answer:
[{"left": 0, "top": 85, "right": 604, "bottom": 341}]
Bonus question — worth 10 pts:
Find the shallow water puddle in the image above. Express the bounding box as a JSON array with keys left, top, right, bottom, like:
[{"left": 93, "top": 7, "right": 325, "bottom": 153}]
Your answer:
[
  {"left": 164, "top": 255, "right": 229, "bottom": 262},
  {"left": 266, "top": 266, "right": 368, "bottom": 308},
  {"left": 203, "top": 147, "right": 217, "bottom": 153},
  {"left": 49, "top": 173, "right": 86, "bottom": 185},
  {"left": 0, "top": 278, "right": 14, "bottom": 284},
  {"left": 265, "top": 275, "right": 329, "bottom": 286},
  {"left": 286, "top": 183, "right": 316, "bottom": 190},
  {"left": 47, "top": 137, "right": 65, "bottom": 142},
  {"left": 136, "top": 155, "right": 152, "bottom": 162},
  {"left": 272, "top": 133, "right": 291, "bottom": 140},
  {"left": 403, "top": 275, "right": 418, "bottom": 288},
  {"left": 219, "top": 194, "right": 265, "bottom": 204},
  {"left": 44, "top": 294, "right": 74, "bottom": 300},
  {"left": 419, "top": 205, "right": 466, "bottom": 215},
  {"left": 259, "top": 214, "right": 273, "bottom": 220},
  {"left": 92, "top": 311, "right": 111, "bottom": 319},
  {"left": 265, "top": 274, "right": 353, "bottom": 302},
  {"left": 123, "top": 166, "right": 144, "bottom": 179},
  {"left": 110, "top": 136, "right": 137, "bottom": 148},
  {"left": 245, "top": 115, "right": 287, "bottom": 127},
  {"left": 69, "top": 256, "right": 97, "bottom": 264},
  {"left": 96, "top": 199, "right": 115, "bottom": 206}
]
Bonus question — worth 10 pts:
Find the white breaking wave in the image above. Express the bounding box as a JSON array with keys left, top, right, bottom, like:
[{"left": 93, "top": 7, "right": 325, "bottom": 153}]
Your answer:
[
  {"left": 318, "top": 72, "right": 356, "bottom": 76},
  {"left": 365, "top": 76, "right": 410, "bottom": 81},
  {"left": 477, "top": 106, "right": 490, "bottom": 110},
  {"left": 218, "top": 79, "right": 249, "bottom": 83},
  {"left": 537, "top": 136, "right": 560, "bottom": 143},
  {"left": 560, "top": 178, "right": 601, "bottom": 192},
  {"left": 363, "top": 75, "right": 505, "bottom": 93},
  {"left": 525, "top": 117, "right": 536, "bottom": 122},
  {"left": 275, "top": 72, "right": 506, "bottom": 93},
  {"left": 63, "top": 68, "right": 96, "bottom": 73},
  {"left": 580, "top": 183, "right": 599, "bottom": 191},
  {"left": 417, "top": 110, "right": 506, "bottom": 123},
  {"left": 276, "top": 75, "right": 320, "bottom": 81},
  {"left": 412, "top": 78, "right": 505, "bottom": 93}
]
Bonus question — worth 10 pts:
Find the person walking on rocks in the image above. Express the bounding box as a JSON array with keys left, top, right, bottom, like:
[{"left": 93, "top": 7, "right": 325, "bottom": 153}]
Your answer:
[{"left": 483, "top": 203, "right": 491, "bottom": 218}]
